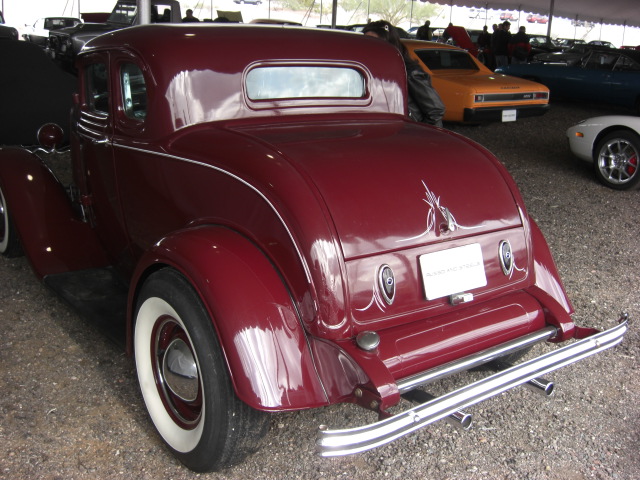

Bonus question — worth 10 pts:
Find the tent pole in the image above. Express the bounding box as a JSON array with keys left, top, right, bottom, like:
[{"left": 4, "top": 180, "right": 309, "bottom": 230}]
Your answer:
[
  {"left": 139, "top": 0, "right": 150, "bottom": 24},
  {"left": 331, "top": 0, "right": 337, "bottom": 28},
  {"left": 545, "top": 0, "right": 554, "bottom": 40}
]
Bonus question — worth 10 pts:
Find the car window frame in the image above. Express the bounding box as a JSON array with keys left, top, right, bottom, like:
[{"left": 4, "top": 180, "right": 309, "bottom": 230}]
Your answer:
[
  {"left": 112, "top": 54, "right": 150, "bottom": 134},
  {"left": 243, "top": 60, "right": 373, "bottom": 111},
  {"left": 84, "top": 60, "right": 111, "bottom": 116},
  {"left": 413, "top": 48, "right": 480, "bottom": 72}
]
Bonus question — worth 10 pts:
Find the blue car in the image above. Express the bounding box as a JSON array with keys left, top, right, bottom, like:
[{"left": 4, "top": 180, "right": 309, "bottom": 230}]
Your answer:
[{"left": 496, "top": 49, "right": 640, "bottom": 113}]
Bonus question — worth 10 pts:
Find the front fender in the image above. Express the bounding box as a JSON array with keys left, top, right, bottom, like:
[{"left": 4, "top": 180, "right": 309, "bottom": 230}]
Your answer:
[
  {"left": 0, "top": 147, "right": 109, "bottom": 278},
  {"left": 129, "top": 225, "right": 330, "bottom": 411}
]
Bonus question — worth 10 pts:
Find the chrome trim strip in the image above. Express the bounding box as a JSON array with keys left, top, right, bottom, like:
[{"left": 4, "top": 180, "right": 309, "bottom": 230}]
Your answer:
[
  {"left": 317, "top": 320, "right": 627, "bottom": 457},
  {"left": 113, "top": 143, "right": 312, "bottom": 284},
  {"left": 396, "top": 326, "right": 557, "bottom": 393}
]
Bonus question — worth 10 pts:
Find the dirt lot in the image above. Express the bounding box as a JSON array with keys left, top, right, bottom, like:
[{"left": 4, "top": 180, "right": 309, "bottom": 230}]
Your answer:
[{"left": 1, "top": 100, "right": 638, "bottom": 480}]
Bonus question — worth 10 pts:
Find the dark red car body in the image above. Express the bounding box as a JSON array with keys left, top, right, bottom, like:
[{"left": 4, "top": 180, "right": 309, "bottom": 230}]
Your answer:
[{"left": 0, "top": 25, "right": 627, "bottom": 471}]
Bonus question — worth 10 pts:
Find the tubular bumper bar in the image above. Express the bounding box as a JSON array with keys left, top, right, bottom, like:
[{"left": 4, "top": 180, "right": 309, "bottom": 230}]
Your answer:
[{"left": 317, "top": 319, "right": 628, "bottom": 457}]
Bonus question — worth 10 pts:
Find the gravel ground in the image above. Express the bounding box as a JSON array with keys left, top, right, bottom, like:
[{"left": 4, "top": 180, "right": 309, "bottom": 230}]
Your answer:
[{"left": 1, "top": 100, "right": 638, "bottom": 480}]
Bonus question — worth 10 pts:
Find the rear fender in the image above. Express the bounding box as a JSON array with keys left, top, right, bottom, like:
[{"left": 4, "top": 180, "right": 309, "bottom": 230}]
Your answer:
[
  {"left": 0, "top": 147, "right": 109, "bottom": 277},
  {"left": 129, "top": 225, "right": 330, "bottom": 411},
  {"left": 528, "top": 218, "right": 575, "bottom": 341}
]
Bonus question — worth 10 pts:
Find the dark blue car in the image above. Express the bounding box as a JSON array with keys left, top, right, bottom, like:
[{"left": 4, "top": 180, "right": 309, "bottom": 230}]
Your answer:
[{"left": 496, "top": 49, "right": 640, "bottom": 113}]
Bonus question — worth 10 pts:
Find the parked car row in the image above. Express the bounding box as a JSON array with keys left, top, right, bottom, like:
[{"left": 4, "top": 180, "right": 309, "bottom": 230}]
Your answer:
[
  {"left": 22, "top": 16, "right": 81, "bottom": 45},
  {"left": 46, "top": 0, "right": 182, "bottom": 70},
  {"left": 496, "top": 48, "right": 640, "bottom": 114}
]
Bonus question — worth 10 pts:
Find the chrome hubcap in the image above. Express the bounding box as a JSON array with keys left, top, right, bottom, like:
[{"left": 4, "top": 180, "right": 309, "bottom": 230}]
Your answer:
[
  {"left": 153, "top": 317, "right": 202, "bottom": 428},
  {"left": 162, "top": 338, "right": 199, "bottom": 402},
  {"left": 599, "top": 139, "right": 639, "bottom": 185},
  {"left": 0, "top": 190, "right": 8, "bottom": 250}
]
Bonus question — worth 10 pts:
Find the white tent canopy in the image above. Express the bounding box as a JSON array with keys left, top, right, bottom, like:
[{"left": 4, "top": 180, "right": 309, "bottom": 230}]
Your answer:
[
  {"left": 2, "top": 0, "right": 639, "bottom": 29},
  {"left": 431, "top": 0, "right": 640, "bottom": 28}
]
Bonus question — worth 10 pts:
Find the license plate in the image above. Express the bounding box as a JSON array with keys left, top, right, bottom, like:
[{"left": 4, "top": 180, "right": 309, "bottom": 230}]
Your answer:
[
  {"left": 419, "top": 244, "right": 487, "bottom": 300},
  {"left": 502, "top": 109, "right": 517, "bottom": 122}
]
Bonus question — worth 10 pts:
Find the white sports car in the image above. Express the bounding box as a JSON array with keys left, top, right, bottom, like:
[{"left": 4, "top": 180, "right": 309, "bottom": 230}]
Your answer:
[{"left": 567, "top": 116, "right": 640, "bottom": 190}]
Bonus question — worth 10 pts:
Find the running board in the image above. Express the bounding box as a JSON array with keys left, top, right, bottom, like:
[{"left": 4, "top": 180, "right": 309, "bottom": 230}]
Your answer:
[{"left": 43, "top": 267, "right": 128, "bottom": 346}]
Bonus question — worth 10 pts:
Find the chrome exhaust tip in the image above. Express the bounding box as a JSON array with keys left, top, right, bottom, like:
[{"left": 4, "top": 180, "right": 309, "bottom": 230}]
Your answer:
[
  {"left": 401, "top": 390, "right": 473, "bottom": 431},
  {"left": 525, "top": 377, "right": 555, "bottom": 396},
  {"left": 447, "top": 410, "right": 473, "bottom": 430}
]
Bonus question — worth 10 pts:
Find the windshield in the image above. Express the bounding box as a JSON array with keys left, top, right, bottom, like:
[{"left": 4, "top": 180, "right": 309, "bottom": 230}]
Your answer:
[{"left": 108, "top": 2, "right": 137, "bottom": 25}]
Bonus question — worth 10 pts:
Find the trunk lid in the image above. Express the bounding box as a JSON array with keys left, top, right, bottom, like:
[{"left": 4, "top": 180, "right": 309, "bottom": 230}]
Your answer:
[{"left": 238, "top": 118, "right": 523, "bottom": 259}]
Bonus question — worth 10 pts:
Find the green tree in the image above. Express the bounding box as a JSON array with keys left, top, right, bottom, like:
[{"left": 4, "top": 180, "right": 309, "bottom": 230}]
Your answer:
[{"left": 277, "top": 0, "right": 440, "bottom": 27}]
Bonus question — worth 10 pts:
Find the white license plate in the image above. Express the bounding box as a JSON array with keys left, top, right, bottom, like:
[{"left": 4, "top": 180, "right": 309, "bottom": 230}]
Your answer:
[
  {"left": 419, "top": 244, "right": 487, "bottom": 300},
  {"left": 502, "top": 109, "right": 517, "bottom": 122}
]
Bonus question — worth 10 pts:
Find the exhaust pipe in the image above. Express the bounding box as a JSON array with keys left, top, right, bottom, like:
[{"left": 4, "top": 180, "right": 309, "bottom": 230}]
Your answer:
[
  {"left": 526, "top": 377, "right": 555, "bottom": 396},
  {"left": 401, "top": 390, "right": 472, "bottom": 430},
  {"left": 491, "top": 360, "right": 555, "bottom": 397}
]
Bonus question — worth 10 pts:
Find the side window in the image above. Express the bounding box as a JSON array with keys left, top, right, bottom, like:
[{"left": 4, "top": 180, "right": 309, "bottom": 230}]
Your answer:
[
  {"left": 121, "top": 63, "right": 147, "bottom": 120},
  {"left": 585, "top": 53, "right": 618, "bottom": 70},
  {"left": 86, "top": 63, "right": 109, "bottom": 113},
  {"left": 153, "top": 4, "right": 175, "bottom": 22},
  {"left": 613, "top": 55, "right": 640, "bottom": 72}
]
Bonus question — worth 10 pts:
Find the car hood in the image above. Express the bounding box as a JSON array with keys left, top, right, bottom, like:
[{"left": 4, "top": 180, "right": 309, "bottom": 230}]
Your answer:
[
  {"left": 434, "top": 71, "right": 545, "bottom": 93},
  {"left": 232, "top": 118, "right": 523, "bottom": 259}
]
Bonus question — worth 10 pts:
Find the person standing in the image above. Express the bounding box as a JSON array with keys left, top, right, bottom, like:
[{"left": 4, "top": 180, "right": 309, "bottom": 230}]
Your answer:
[
  {"left": 416, "top": 20, "right": 432, "bottom": 41},
  {"left": 477, "top": 25, "right": 492, "bottom": 67},
  {"left": 182, "top": 9, "right": 200, "bottom": 22},
  {"left": 509, "top": 26, "right": 531, "bottom": 64},
  {"left": 493, "top": 21, "right": 511, "bottom": 67}
]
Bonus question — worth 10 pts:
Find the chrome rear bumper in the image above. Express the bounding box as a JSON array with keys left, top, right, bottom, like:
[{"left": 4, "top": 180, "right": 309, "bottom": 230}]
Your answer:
[{"left": 317, "top": 318, "right": 628, "bottom": 457}]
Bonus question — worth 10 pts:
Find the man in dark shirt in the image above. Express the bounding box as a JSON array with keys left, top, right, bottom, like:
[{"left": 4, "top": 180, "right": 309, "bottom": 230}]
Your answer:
[{"left": 493, "top": 21, "right": 511, "bottom": 67}]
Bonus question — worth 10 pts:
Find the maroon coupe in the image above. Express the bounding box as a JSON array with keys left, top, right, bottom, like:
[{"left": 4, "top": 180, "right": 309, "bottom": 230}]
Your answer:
[{"left": 0, "top": 24, "right": 627, "bottom": 471}]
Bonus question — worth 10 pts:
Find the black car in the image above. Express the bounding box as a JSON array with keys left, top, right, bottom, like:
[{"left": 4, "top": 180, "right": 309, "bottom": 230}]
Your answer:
[
  {"left": 47, "top": 0, "right": 181, "bottom": 70},
  {"left": 555, "top": 38, "right": 587, "bottom": 51},
  {"left": 533, "top": 44, "right": 610, "bottom": 66},
  {"left": 23, "top": 17, "right": 81, "bottom": 46},
  {"left": 0, "top": 11, "right": 18, "bottom": 41},
  {"left": 529, "top": 35, "right": 562, "bottom": 57}
]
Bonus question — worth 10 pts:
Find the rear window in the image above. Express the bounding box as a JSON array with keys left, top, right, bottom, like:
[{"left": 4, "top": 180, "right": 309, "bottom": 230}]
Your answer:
[
  {"left": 415, "top": 49, "right": 479, "bottom": 71},
  {"left": 246, "top": 66, "right": 366, "bottom": 100}
]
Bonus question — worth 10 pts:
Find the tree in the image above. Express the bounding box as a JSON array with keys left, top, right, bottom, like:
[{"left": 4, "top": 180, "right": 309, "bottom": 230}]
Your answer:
[
  {"left": 278, "top": 0, "right": 440, "bottom": 27},
  {"left": 340, "top": 0, "right": 440, "bottom": 26}
]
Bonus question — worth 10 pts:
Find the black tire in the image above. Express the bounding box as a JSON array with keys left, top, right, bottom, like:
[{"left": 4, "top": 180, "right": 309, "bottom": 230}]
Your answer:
[
  {"left": 593, "top": 130, "right": 640, "bottom": 190},
  {"left": 134, "top": 268, "right": 268, "bottom": 472},
  {"left": 0, "top": 185, "right": 23, "bottom": 258}
]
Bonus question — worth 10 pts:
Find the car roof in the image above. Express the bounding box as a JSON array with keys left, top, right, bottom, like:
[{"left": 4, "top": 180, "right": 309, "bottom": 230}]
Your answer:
[
  {"left": 402, "top": 39, "right": 462, "bottom": 52},
  {"left": 83, "top": 24, "right": 395, "bottom": 67},
  {"left": 82, "top": 25, "right": 406, "bottom": 80},
  {"left": 618, "top": 48, "right": 640, "bottom": 62},
  {"left": 81, "top": 24, "right": 409, "bottom": 132}
]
